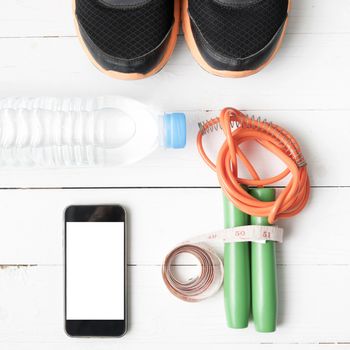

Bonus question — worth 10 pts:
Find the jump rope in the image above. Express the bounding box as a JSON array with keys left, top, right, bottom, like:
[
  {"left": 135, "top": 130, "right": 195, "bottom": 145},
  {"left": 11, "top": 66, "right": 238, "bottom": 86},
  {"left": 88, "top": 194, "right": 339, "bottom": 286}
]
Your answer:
[{"left": 162, "top": 107, "right": 310, "bottom": 332}]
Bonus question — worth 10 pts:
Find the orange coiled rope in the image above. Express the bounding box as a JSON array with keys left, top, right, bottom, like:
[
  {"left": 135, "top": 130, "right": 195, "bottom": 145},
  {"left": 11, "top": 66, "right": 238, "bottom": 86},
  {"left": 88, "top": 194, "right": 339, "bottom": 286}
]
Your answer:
[{"left": 197, "top": 108, "right": 310, "bottom": 224}]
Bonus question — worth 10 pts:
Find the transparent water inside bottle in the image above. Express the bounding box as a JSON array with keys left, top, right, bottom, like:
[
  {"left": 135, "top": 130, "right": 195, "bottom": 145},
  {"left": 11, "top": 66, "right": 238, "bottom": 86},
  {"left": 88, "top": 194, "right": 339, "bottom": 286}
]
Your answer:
[{"left": 0, "top": 97, "right": 165, "bottom": 167}]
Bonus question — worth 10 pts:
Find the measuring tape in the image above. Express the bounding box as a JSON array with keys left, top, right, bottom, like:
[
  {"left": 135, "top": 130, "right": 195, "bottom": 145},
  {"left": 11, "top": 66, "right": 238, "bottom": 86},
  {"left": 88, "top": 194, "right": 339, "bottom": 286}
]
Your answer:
[{"left": 162, "top": 225, "right": 283, "bottom": 302}]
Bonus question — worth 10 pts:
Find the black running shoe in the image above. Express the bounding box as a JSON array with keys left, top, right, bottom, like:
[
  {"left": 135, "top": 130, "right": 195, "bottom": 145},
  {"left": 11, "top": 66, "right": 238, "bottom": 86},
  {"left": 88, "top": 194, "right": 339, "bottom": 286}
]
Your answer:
[
  {"left": 73, "top": 0, "right": 180, "bottom": 79},
  {"left": 182, "top": 0, "right": 290, "bottom": 77}
]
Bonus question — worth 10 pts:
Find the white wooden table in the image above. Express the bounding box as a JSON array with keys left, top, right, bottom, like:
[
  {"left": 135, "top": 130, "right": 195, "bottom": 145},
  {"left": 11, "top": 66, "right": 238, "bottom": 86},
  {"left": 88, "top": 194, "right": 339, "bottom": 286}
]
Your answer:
[{"left": 0, "top": 1, "right": 349, "bottom": 349}]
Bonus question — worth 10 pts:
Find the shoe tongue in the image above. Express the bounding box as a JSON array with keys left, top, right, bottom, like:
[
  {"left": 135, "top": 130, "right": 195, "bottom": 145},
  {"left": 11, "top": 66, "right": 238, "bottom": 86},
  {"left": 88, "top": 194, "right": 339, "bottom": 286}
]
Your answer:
[
  {"left": 214, "top": 0, "right": 264, "bottom": 7},
  {"left": 98, "top": 0, "right": 153, "bottom": 7}
]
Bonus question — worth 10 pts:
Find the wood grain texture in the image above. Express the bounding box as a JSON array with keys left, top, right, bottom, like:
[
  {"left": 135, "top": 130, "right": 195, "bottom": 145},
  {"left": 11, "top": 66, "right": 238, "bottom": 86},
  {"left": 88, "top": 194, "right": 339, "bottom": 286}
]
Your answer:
[
  {"left": 0, "top": 188, "right": 348, "bottom": 266},
  {"left": 0, "top": 0, "right": 349, "bottom": 37},
  {"left": 0, "top": 109, "right": 348, "bottom": 188},
  {"left": 0, "top": 265, "right": 350, "bottom": 346},
  {"left": 0, "top": 35, "right": 348, "bottom": 111},
  {"left": 0, "top": 0, "right": 348, "bottom": 348}
]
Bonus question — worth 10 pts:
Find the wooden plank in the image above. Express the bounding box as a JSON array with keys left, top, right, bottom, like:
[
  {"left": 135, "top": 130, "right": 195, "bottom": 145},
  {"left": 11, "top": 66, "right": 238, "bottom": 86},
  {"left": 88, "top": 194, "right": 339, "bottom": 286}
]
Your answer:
[
  {"left": 0, "top": 34, "right": 348, "bottom": 112},
  {"left": 0, "top": 0, "right": 349, "bottom": 38},
  {"left": 0, "top": 188, "right": 347, "bottom": 265},
  {"left": 0, "top": 108, "right": 347, "bottom": 188},
  {"left": 0, "top": 0, "right": 74, "bottom": 38},
  {"left": 0, "top": 265, "right": 349, "bottom": 345}
]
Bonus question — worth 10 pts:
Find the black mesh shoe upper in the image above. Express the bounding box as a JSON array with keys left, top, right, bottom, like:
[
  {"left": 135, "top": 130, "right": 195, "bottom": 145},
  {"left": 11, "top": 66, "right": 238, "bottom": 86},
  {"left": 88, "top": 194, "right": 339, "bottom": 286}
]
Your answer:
[
  {"left": 188, "top": 0, "right": 289, "bottom": 71},
  {"left": 75, "top": 0, "right": 174, "bottom": 74}
]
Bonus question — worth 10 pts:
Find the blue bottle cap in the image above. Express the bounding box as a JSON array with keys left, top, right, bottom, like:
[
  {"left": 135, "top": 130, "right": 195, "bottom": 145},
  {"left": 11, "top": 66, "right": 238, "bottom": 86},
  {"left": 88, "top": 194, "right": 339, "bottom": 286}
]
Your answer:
[{"left": 163, "top": 113, "right": 186, "bottom": 149}]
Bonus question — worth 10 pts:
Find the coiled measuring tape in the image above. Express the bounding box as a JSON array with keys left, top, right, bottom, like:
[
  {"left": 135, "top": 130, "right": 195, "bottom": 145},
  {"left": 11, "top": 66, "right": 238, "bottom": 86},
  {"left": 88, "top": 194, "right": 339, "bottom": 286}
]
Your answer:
[{"left": 162, "top": 225, "right": 283, "bottom": 302}]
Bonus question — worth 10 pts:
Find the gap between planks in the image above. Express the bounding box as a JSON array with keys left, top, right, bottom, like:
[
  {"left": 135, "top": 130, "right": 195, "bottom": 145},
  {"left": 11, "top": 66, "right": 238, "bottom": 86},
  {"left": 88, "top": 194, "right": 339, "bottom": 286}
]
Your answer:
[
  {"left": 2, "top": 263, "right": 350, "bottom": 270},
  {"left": 0, "top": 185, "right": 348, "bottom": 190}
]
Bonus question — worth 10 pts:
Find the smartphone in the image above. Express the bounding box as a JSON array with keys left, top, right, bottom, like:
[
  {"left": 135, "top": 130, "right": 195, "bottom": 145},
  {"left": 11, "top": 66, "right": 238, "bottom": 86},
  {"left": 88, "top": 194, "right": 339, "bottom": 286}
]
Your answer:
[{"left": 64, "top": 205, "right": 127, "bottom": 337}]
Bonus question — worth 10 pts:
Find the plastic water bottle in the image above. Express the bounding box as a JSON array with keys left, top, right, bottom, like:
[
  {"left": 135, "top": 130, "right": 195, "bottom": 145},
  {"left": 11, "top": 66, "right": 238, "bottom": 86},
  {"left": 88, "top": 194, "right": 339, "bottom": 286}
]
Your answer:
[{"left": 0, "top": 96, "right": 186, "bottom": 167}]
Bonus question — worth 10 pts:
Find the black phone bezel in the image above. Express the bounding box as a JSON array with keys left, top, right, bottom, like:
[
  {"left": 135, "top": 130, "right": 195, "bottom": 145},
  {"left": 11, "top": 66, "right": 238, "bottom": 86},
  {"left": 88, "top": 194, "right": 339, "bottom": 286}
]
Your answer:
[{"left": 64, "top": 205, "right": 127, "bottom": 337}]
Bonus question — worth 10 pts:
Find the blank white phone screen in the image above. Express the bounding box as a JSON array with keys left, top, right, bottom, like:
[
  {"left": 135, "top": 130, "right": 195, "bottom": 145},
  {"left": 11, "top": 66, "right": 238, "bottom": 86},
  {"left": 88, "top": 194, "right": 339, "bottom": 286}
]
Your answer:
[{"left": 66, "top": 222, "right": 124, "bottom": 320}]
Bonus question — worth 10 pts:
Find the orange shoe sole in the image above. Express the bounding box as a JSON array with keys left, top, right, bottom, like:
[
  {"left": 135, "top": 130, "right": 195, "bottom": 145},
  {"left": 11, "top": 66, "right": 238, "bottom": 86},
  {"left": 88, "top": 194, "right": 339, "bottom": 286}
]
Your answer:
[
  {"left": 73, "top": 0, "right": 181, "bottom": 80},
  {"left": 181, "top": 0, "right": 292, "bottom": 78}
]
